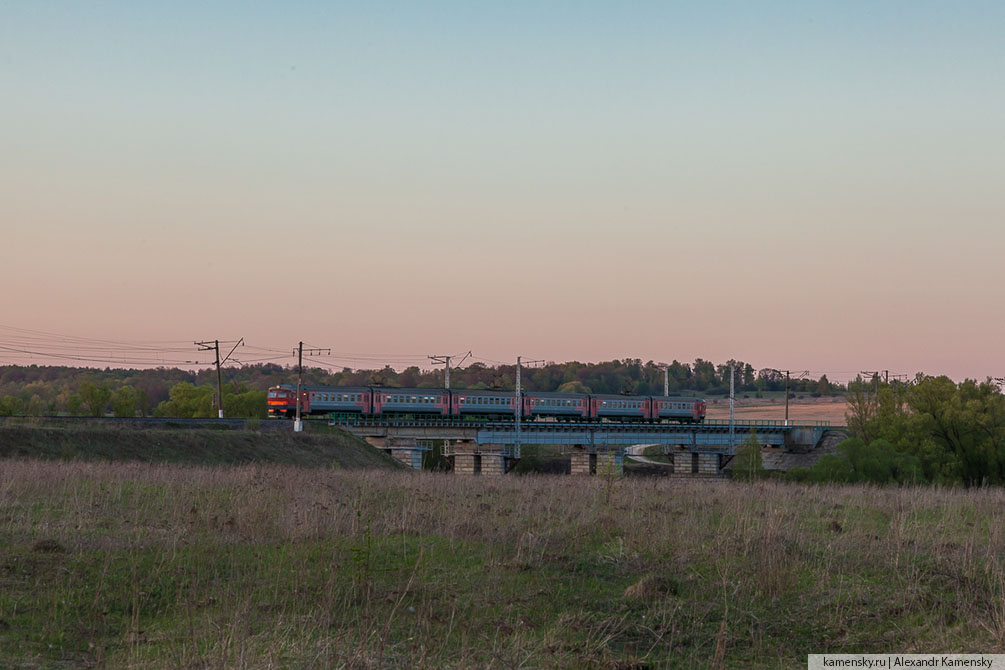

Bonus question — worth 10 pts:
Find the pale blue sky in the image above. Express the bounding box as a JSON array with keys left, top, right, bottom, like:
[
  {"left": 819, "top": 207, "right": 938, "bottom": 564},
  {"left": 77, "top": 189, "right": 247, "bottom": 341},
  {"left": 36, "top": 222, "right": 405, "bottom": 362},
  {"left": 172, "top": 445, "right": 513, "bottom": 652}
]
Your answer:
[{"left": 1, "top": 2, "right": 1003, "bottom": 380}]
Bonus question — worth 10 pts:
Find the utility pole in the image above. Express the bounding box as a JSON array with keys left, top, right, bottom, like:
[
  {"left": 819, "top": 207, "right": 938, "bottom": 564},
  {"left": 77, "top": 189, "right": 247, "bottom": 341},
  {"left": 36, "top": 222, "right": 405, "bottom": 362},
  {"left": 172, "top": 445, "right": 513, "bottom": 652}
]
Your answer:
[
  {"left": 292, "top": 341, "right": 331, "bottom": 433},
  {"left": 515, "top": 356, "right": 522, "bottom": 455},
  {"left": 428, "top": 351, "right": 470, "bottom": 389},
  {"left": 779, "top": 369, "right": 811, "bottom": 425},
  {"left": 861, "top": 371, "right": 880, "bottom": 396},
  {"left": 515, "top": 356, "right": 543, "bottom": 458},
  {"left": 729, "top": 363, "right": 735, "bottom": 455},
  {"left": 195, "top": 338, "right": 244, "bottom": 418},
  {"left": 664, "top": 366, "right": 669, "bottom": 397}
]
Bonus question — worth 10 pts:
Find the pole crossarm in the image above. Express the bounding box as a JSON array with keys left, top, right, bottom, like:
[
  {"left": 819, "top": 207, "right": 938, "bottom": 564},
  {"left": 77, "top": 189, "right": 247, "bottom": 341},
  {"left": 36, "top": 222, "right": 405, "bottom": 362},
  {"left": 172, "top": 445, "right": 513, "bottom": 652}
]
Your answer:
[{"left": 195, "top": 338, "right": 243, "bottom": 419}]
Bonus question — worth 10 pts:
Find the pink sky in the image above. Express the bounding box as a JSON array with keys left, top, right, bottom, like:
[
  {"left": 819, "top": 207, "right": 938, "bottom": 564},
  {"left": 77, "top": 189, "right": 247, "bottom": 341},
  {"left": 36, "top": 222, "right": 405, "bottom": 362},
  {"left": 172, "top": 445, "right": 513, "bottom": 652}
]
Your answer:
[{"left": 2, "top": 3, "right": 1003, "bottom": 383}]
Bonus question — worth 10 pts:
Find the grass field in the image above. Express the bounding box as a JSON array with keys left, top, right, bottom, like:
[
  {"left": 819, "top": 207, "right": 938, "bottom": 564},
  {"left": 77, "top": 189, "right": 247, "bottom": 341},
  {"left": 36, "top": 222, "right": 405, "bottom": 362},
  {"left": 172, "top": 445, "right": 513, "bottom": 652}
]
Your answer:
[{"left": 3, "top": 462, "right": 1004, "bottom": 668}]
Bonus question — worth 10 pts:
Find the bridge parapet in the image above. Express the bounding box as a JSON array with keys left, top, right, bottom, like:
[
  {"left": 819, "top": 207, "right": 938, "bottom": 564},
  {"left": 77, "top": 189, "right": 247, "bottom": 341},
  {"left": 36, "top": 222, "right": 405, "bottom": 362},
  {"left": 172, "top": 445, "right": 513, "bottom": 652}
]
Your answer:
[{"left": 342, "top": 418, "right": 839, "bottom": 470}]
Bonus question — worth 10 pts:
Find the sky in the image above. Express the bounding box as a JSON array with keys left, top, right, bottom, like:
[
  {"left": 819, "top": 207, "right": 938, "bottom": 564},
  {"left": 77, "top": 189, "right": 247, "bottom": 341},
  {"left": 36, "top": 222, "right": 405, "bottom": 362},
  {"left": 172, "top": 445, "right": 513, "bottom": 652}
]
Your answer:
[{"left": 1, "top": 1, "right": 1003, "bottom": 382}]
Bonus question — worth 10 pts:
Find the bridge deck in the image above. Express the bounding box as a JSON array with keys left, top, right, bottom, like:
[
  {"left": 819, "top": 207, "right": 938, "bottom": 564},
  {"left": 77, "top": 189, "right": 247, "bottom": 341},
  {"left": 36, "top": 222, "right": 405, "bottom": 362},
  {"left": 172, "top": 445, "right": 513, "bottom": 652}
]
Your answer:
[{"left": 333, "top": 417, "right": 835, "bottom": 455}]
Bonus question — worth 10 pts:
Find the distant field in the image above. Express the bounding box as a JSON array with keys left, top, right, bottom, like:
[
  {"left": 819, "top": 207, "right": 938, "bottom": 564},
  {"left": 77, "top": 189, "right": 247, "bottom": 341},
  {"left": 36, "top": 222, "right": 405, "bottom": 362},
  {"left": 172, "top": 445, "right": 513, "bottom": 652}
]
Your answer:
[
  {"left": 705, "top": 396, "right": 849, "bottom": 424},
  {"left": 2, "top": 462, "right": 1003, "bottom": 668}
]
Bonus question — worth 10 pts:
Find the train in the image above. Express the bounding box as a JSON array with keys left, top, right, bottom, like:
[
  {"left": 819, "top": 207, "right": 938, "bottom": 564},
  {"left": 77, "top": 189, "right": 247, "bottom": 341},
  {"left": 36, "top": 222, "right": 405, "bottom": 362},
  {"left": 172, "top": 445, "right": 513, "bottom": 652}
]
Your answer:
[{"left": 267, "top": 385, "right": 706, "bottom": 423}]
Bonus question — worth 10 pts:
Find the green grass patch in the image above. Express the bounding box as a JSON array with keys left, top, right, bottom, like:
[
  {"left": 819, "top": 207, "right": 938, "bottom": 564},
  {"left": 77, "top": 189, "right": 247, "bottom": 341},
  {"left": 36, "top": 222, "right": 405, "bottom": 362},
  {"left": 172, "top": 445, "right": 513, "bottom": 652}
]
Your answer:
[{"left": 0, "top": 424, "right": 402, "bottom": 469}]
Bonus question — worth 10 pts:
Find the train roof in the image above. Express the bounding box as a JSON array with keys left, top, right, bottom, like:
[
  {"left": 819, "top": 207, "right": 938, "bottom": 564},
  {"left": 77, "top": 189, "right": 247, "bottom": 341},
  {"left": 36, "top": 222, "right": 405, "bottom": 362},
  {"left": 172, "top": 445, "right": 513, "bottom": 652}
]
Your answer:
[
  {"left": 371, "top": 387, "right": 449, "bottom": 394},
  {"left": 270, "top": 385, "right": 371, "bottom": 392},
  {"left": 522, "top": 390, "right": 589, "bottom": 398},
  {"left": 451, "top": 388, "right": 515, "bottom": 395},
  {"left": 268, "top": 384, "right": 704, "bottom": 401}
]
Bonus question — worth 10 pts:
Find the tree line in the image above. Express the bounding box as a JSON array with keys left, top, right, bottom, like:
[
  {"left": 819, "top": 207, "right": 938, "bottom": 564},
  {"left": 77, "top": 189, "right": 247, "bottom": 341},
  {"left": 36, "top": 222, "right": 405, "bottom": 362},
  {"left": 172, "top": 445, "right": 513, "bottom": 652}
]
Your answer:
[{"left": 0, "top": 359, "right": 841, "bottom": 419}]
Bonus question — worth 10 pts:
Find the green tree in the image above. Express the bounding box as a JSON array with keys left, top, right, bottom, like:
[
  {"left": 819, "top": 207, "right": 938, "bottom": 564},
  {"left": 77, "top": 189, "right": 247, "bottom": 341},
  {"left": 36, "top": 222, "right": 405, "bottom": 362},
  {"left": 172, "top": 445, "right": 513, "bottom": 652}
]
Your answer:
[
  {"left": 732, "top": 428, "right": 764, "bottom": 481},
  {"left": 845, "top": 377, "right": 878, "bottom": 441},
  {"left": 223, "top": 389, "right": 268, "bottom": 418},
  {"left": 557, "top": 380, "right": 591, "bottom": 394},
  {"left": 79, "top": 381, "right": 112, "bottom": 417},
  {"left": 809, "top": 454, "right": 854, "bottom": 483},
  {"left": 66, "top": 393, "right": 86, "bottom": 416},
  {"left": 153, "top": 382, "right": 214, "bottom": 418},
  {"left": 26, "top": 394, "right": 45, "bottom": 417},
  {"left": 112, "top": 386, "right": 139, "bottom": 418}
]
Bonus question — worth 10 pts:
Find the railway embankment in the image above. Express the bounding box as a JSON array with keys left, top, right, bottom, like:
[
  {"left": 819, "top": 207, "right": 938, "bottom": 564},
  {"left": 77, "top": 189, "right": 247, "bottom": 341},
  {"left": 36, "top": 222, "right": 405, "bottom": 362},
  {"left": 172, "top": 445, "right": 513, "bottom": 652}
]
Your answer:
[{"left": 0, "top": 419, "right": 402, "bottom": 469}]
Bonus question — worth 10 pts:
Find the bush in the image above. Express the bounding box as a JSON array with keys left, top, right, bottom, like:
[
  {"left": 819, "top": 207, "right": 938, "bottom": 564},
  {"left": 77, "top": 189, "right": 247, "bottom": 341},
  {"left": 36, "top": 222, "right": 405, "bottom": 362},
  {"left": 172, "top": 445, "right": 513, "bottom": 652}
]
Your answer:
[{"left": 786, "top": 438, "right": 926, "bottom": 485}]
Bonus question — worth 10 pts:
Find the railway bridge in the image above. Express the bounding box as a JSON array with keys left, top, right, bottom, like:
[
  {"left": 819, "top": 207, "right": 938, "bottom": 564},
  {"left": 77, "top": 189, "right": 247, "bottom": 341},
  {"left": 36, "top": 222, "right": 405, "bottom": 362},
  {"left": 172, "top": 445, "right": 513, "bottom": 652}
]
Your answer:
[{"left": 333, "top": 417, "right": 834, "bottom": 477}]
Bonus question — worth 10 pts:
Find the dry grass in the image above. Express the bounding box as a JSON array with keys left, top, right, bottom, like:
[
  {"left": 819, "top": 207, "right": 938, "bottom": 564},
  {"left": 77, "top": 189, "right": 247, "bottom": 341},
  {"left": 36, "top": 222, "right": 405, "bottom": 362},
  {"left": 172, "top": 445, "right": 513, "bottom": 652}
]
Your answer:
[{"left": 2, "top": 460, "right": 1004, "bottom": 668}]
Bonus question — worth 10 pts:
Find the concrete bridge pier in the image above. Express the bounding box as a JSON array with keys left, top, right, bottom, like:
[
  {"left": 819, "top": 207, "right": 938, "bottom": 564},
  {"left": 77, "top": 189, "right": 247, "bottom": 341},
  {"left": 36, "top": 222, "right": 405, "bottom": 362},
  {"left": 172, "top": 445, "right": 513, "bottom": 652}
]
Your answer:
[
  {"left": 570, "top": 447, "right": 623, "bottom": 477},
  {"left": 666, "top": 449, "right": 726, "bottom": 479},
  {"left": 448, "top": 440, "right": 512, "bottom": 475},
  {"left": 364, "top": 436, "right": 425, "bottom": 470}
]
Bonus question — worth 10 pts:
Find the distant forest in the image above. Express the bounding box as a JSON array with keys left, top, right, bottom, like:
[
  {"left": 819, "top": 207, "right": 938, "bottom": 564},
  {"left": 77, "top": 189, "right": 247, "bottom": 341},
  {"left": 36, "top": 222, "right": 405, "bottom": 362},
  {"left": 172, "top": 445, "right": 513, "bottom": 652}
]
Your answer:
[{"left": 0, "top": 359, "right": 840, "bottom": 418}]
